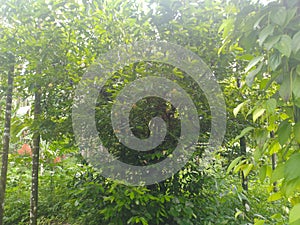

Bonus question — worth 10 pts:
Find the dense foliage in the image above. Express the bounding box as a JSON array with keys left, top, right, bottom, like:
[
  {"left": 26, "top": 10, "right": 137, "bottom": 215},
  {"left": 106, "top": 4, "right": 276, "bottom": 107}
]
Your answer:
[{"left": 0, "top": 0, "right": 299, "bottom": 224}]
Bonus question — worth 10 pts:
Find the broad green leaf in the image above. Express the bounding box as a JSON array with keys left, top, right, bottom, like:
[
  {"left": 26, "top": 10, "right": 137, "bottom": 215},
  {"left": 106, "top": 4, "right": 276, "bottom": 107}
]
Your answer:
[
  {"left": 279, "top": 76, "right": 292, "bottom": 102},
  {"left": 254, "top": 148, "right": 263, "bottom": 161},
  {"left": 254, "top": 219, "right": 265, "bottom": 225},
  {"left": 269, "top": 141, "right": 280, "bottom": 154},
  {"left": 260, "top": 78, "right": 269, "bottom": 90},
  {"left": 265, "top": 98, "right": 277, "bottom": 115},
  {"left": 295, "top": 98, "right": 300, "bottom": 108},
  {"left": 267, "top": 192, "right": 282, "bottom": 202},
  {"left": 258, "top": 24, "right": 275, "bottom": 46},
  {"left": 271, "top": 163, "right": 284, "bottom": 183},
  {"left": 234, "top": 126, "right": 254, "bottom": 141},
  {"left": 290, "top": 204, "right": 300, "bottom": 224},
  {"left": 269, "top": 52, "right": 281, "bottom": 71},
  {"left": 253, "top": 108, "right": 265, "bottom": 122},
  {"left": 297, "top": 65, "right": 300, "bottom": 76},
  {"left": 233, "top": 101, "right": 248, "bottom": 117},
  {"left": 275, "top": 35, "right": 292, "bottom": 57},
  {"left": 266, "top": 165, "right": 273, "bottom": 178},
  {"left": 259, "top": 165, "right": 267, "bottom": 182},
  {"left": 270, "top": 7, "right": 287, "bottom": 27},
  {"left": 294, "top": 122, "right": 300, "bottom": 144},
  {"left": 253, "top": 14, "right": 267, "bottom": 29},
  {"left": 234, "top": 160, "right": 248, "bottom": 175},
  {"left": 227, "top": 156, "right": 243, "bottom": 174},
  {"left": 277, "top": 120, "right": 291, "bottom": 146},
  {"left": 242, "top": 164, "right": 253, "bottom": 177},
  {"left": 264, "top": 35, "right": 281, "bottom": 51},
  {"left": 245, "top": 56, "right": 264, "bottom": 73},
  {"left": 285, "top": 8, "right": 297, "bottom": 26},
  {"left": 284, "top": 153, "right": 300, "bottom": 182},
  {"left": 293, "top": 75, "right": 300, "bottom": 99},
  {"left": 246, "top": 62, "right": 263, "bottom": 87},
  {"left": 237, "top": 54, "right": 254, "bottom": 61},
  {"left": 292, "top": 31, "right": 300, "bottom": 54},
  {"left": 283, "top": 178, "right": 300, "bottom": 197}
]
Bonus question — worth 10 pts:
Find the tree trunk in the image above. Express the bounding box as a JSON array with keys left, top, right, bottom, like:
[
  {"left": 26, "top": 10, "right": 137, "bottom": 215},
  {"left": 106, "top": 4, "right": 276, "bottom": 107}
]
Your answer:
[
  {"left": 30, "top": 88, "right": 41, "bottom": 225},
  {"left": 240, "top": 136, "right": 248, "bottom": 191},
  {"left": 0, "top": 64, "right": 14, "bottom": 225},
  {"left": 270, "top": 131, "right": 278, "bottom": 192}
]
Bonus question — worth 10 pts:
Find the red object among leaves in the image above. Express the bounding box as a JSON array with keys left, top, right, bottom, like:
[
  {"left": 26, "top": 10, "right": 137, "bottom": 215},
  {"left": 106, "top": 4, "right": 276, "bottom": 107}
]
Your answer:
[
  {"left": 53, "top": 155, "right": 67, "bottom": 163},
  {"left": 53, "top": 156, "right": 62, "bottom": 163},
  {"left": 17, "top": 143, "right": 32, "bottom": 156}
]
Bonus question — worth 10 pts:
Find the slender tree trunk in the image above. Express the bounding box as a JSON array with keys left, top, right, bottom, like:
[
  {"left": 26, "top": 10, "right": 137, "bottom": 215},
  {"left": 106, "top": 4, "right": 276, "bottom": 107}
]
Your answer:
[
  {"left": 270, "top": 131, "right": 278, "bottom": 192},
  {"left": 30, "top": 88, "right": 41, "bottom": 225},
  {"left": 240, "top": 136, "right": 248, "bottom": 191},
  {"left": 0, "top": 64, "right": 14, "bottom": 225}
]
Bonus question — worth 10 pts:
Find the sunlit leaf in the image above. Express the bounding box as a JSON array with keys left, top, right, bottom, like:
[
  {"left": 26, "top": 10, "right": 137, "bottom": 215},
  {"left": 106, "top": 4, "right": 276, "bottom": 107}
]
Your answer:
[
  {"left": 267, "top": 192, "right": 282, "bottom": 202},
  {"left": 289, "top": 204, "right": 300, "bottom": 225},
  {"left": 233, "top": 100, "right": 249, "bottom": 117},
  {"left": 253, "top": 108, "right": 265, "bottom": 122}
]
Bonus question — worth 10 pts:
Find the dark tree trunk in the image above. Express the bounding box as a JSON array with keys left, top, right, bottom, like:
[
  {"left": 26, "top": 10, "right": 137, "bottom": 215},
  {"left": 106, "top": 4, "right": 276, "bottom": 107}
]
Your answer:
[
  {"left": 30, "top": 88, "right": 41, "bottom": 225},
  {"left": 0, "top": 64, "right": 14, "bottom": 225},
  {"left": 240, "top": 136, "right": 248, "bottom": 191},
  {"left": 270, "top": 131, "right": 278, "bottom": 192}
]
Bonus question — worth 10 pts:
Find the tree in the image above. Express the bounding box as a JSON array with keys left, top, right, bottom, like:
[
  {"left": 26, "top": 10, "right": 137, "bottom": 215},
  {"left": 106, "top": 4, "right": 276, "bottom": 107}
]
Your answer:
[
  {"left": 0, "top": 55, "right": 14, "bottom": 225},
  {"left": 224, "top": 0, "right": 300, "bottom": 222}
]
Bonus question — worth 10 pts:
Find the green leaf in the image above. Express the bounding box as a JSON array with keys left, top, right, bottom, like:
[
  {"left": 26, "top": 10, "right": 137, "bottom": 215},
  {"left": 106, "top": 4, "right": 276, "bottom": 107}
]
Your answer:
[
  {"left": 283, "top": 178, "right": 300, "bottom": 197},
  {"left": 259, "top": 165, "right": 267, "bottom": 182},
  {"left": 254, "top": 219, "right": 265, "bottom": 225},
  {"left": 245, "top": 56, "right": 264, "bottom": 73},
  {"left": 237, "top": 54, "right": 254, "bottom": 61},
  {"left": 234, "top": 126, "right": 254, "bottom": 141},
  {"left": 296, "top": 65, "right": 300, "bottom": 76},
  {"left": 253, "top": 108, "right": 265, "bottom": 122},
  {"left": 271, "top": 163, "right": 284, "bottom": 183},
  {"left": 275, "top": 35, "right": 292, "bottom": 57},
  {"left": 293, "top": 75, "right": 300, "bottom": 99},
  {"left": 218, "top": 18, "right": 234, "bottom": 38},
  {"left": 264, "top": 35, "right": 281, "bottom": 51},
  {"left": 233, "top": 101, "right": 248, "bottom": 117},
  {"left": 235, "top": 210, "right": 244, "bottom": 219},
  {"left": 129, "top": 191, "right": 134, "bottom": 200},
  {"left": 277, "top": 120, "right": 291, "bottom": 146},
  {"left": 269, "top": 141, "right": 280, "bottom": 154},
  {"left": 290, "top": 204, "right": 300, "bottom": 224},
  {"left": 258, "top": 24, "right": 275, "bottom": 46},
  {"left": 227, "top": 156, "right": 243, "bottom": 174},
  {"left": 269, "top": 52, "right": 281, "bottom": 71},
  {"left": 284, "top": 153, "right": 300, "bottom": 182},
  {"left": 279, "top": 76, "right": 292, "bottom": 102},
  {"left": 265, "top": 98, "right": 277, "bottom": 115},
  {"left": 270, "top": 7, "right": 287, "bottom": 27},
  {"left": 246, "top": 62, "right": 263, "bottom": 87},
  {"left": 267, "top": 192, "right": 282, "bottom": 202},
  {"left": 294, "top": 122, "right": 300, "bottom": 144},
  {"left": 242, "top": 164, "right": 253, "bottom": 177},
  {"left": 253, "top": 14, "right": 267, "bottom": 29},
  {"left": 292, "top": 31, "right": 300, "bottom": 54}
]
